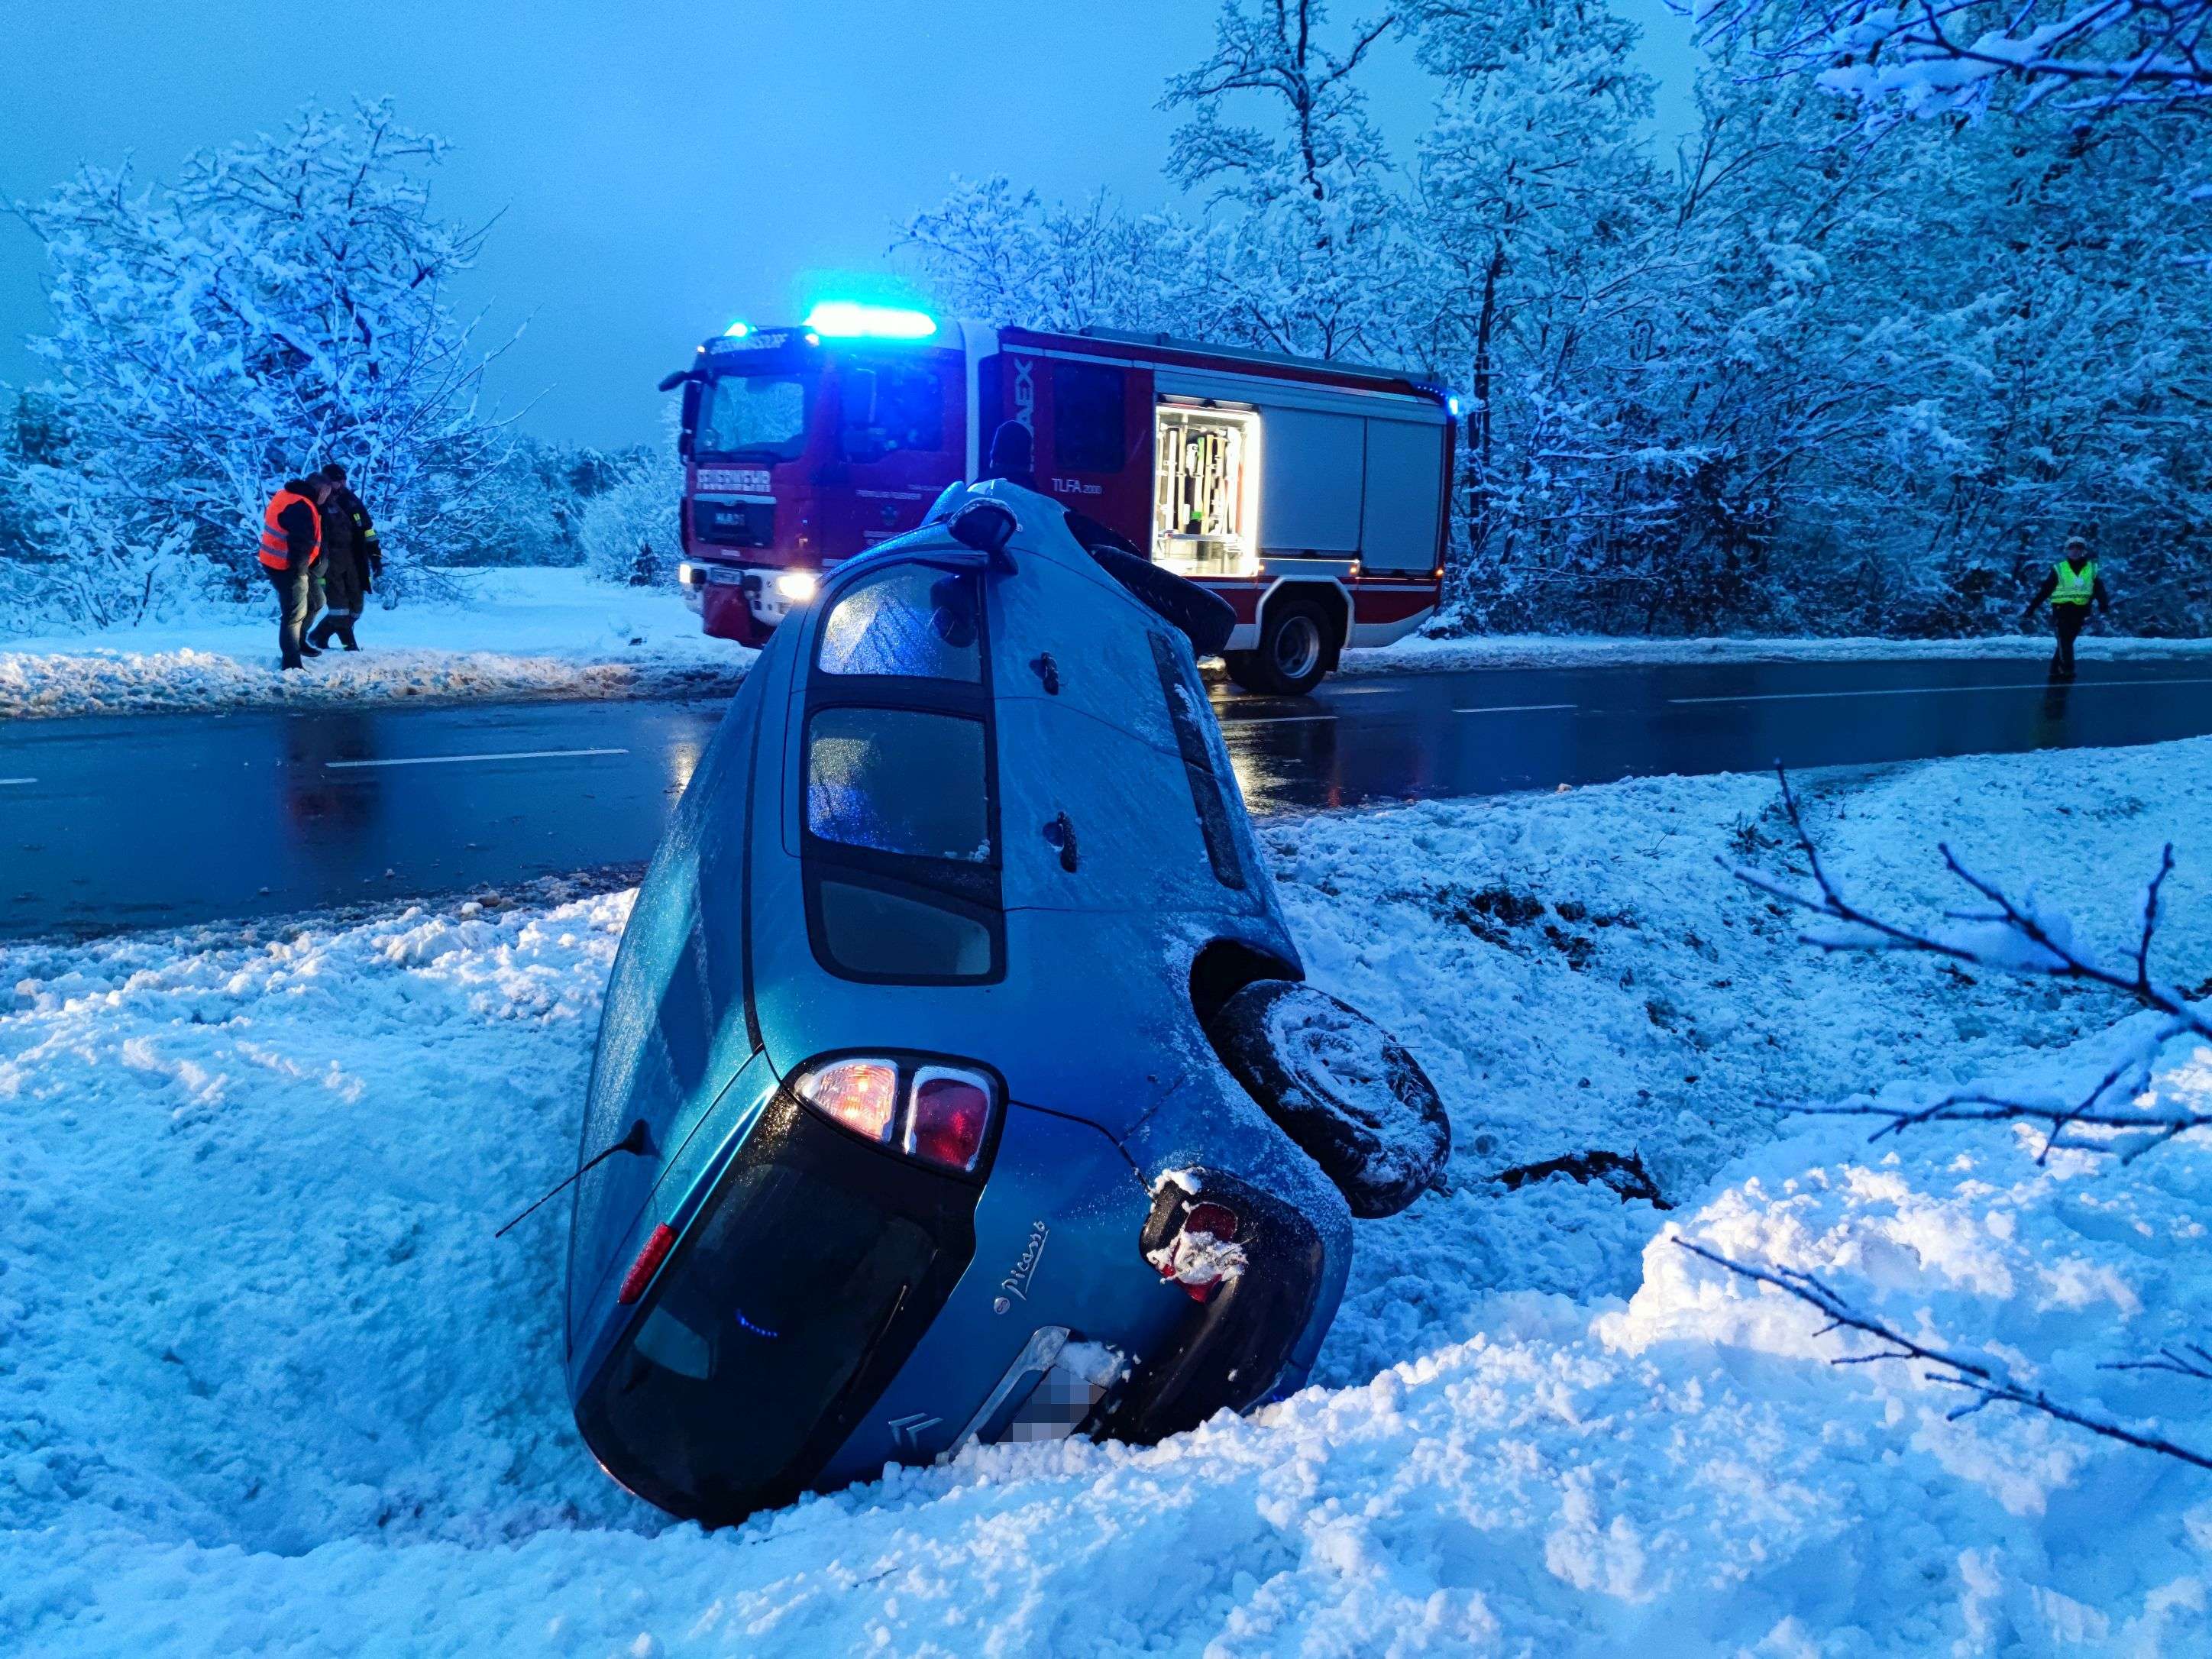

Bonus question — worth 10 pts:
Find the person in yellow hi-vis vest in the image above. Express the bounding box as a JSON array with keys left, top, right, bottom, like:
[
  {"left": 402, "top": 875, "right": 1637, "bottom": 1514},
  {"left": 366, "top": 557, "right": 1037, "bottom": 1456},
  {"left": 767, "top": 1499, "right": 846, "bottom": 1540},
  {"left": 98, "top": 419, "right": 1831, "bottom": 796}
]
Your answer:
[{"left": 2022, "top": 535, "right": 2111, "bottom": 680}]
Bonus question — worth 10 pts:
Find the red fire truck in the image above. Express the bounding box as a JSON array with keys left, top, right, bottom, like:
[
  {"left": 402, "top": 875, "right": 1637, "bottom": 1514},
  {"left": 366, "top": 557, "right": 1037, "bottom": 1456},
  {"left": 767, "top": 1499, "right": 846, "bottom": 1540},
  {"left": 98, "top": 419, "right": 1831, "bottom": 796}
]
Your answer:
[{"left": 658, "top": 302, "right": 1455, "bottom": 694}]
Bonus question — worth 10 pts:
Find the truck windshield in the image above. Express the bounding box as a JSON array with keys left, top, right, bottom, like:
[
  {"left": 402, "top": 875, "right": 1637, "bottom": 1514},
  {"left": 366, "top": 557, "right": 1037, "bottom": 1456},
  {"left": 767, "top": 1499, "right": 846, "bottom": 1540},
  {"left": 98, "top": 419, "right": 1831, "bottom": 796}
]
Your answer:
[{"left": 697, "top": 370, "right": 814, "bottom": 461}]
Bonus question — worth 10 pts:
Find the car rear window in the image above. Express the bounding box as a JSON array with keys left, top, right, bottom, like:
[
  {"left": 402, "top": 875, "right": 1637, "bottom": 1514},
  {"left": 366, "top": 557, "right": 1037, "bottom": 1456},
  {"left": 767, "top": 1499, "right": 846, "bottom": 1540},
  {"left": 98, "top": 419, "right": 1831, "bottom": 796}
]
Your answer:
[
  {"left": 817, "top": 565, "right": 982, "bottom": 681},
  {"left": 578, "top": 1159, "right": 936, "bottom": 1520},
  {"left": 807, "top": 707, "right": 991, "bottom": 862}
]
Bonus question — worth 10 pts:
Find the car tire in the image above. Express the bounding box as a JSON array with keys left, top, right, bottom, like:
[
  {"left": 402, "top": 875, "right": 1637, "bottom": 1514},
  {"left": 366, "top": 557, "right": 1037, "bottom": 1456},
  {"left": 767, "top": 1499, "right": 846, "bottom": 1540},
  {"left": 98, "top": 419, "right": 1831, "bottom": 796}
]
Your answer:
[
  {"left": 1206, "top": 980, "right": 1450, "bottom": 1219},
  {"left": 1227, "top": 598, "right": 1332, "bottom": 696}
]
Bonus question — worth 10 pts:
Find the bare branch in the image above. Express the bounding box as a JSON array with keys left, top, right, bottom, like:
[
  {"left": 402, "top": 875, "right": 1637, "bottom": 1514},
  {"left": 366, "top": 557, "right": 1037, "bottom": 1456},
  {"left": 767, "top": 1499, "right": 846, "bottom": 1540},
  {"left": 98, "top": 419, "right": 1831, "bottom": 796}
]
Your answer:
[
  {"left": 1725, "top": 767, "right": 2211, "bottom": 1044},
  {"left": 2106, "top": 1344, "right": 2212, "bottom": 1383},
  {"left": 1676, "top": 1237, "right": 2212, "bottom": 1471}
]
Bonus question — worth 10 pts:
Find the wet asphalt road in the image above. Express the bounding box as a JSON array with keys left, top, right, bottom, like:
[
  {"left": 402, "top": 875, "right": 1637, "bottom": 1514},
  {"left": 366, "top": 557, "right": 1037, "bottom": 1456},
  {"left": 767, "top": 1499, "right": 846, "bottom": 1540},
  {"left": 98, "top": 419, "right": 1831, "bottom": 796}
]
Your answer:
[{"left": 5, "top": 655, "right": 2211, "bottom": 940}]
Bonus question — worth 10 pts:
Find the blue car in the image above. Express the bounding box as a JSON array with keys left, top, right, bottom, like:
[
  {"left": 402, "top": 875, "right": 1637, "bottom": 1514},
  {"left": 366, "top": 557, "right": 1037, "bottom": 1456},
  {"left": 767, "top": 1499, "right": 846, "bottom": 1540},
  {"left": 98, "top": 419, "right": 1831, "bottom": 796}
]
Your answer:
[{"left": 564, "top": 481, "right": 1448, "bottom": 1526}]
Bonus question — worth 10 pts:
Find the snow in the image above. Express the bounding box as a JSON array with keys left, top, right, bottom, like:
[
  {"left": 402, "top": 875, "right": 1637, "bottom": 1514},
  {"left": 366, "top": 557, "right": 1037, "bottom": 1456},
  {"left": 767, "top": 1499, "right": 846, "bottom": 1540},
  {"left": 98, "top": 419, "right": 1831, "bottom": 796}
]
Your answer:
[
  {"left": 11, "top": 594, "right": 2202, "bottom": 722},
  {"left": 0, "top": 568, "right": 749, "bottom": 719},
  {"left": 6, "top": 739, "right": 2212, "bottom": 1652},
  {"left": 1346, "top": 628, "right": 2212, "bottom": 678},
  {"left": 1147, "top": 1227, "right": 1250, "bottom": 1292}
]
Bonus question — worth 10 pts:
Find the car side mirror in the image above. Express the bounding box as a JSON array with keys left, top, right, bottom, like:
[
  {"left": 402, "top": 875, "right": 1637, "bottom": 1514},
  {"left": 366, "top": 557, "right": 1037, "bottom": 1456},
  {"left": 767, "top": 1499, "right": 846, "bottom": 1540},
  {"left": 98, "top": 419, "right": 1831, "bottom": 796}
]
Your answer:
[
  {"left": 949, "top": 501, "right": 1017, "bottom": 570},
  {"left": 677, "top": 379, "right": 701, "bottom": 460},
  {"left": 656, "top": 369, "right": 694, "bottom": 393}
]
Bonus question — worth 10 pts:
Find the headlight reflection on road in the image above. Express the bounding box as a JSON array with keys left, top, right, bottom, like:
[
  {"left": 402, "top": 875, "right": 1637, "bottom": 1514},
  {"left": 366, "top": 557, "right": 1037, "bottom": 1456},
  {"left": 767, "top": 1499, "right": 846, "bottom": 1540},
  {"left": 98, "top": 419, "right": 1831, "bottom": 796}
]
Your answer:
[{"left": 668, "top": 737, "right": 703, "bottom": 795}]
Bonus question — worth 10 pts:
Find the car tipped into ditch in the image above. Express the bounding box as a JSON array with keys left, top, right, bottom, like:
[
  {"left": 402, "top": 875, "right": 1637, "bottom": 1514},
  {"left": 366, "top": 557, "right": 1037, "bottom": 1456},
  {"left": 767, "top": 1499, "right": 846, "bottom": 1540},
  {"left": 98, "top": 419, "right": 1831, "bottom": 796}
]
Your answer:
[{"left": 564, "top": 480, "right": 1450, "bottom": 1526}]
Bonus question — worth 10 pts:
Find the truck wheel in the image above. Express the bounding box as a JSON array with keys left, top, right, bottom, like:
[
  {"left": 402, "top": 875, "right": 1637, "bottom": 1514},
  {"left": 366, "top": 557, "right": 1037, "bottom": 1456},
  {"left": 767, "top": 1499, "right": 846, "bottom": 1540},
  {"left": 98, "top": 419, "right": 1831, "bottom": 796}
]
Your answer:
[
  {"left": 1228, "top": 598, "right": 1332, "bottom": 696},
  {"left": 1206, "top": 981, "right": 1450, "bottom": 1219}
]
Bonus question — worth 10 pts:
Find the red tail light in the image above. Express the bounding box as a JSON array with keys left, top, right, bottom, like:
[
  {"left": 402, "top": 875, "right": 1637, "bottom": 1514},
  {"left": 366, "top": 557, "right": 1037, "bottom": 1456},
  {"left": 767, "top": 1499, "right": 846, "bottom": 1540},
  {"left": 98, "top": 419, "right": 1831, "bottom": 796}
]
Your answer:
[
  {"left": 617, "top": 1223, "right": 678, "bottom": 1305},
  {"left": 906, "top": 1069, "right": 992, "bottom": 1172},
  {"left": 792, "top": 1056, "right": 999, "bottom": 1174}
]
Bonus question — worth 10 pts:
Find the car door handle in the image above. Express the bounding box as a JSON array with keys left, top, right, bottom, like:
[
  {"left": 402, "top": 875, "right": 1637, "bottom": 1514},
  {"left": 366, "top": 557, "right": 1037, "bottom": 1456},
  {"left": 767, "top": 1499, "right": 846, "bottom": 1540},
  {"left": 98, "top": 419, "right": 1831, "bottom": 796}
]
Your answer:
[{"left": 1041, "top": 811, "right": 1079, "bottom": 872}]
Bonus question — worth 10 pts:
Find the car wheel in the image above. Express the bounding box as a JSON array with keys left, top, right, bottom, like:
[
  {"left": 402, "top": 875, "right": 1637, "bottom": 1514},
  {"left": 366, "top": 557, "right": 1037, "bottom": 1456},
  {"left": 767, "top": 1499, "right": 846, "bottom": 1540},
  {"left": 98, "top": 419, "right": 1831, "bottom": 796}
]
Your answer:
[
  {"left": 1238, "top": 598, "right": 1332, "bottom": 696},
  {"left": 1206, "top": 981, "right": 1450, "bottom": 1219}
]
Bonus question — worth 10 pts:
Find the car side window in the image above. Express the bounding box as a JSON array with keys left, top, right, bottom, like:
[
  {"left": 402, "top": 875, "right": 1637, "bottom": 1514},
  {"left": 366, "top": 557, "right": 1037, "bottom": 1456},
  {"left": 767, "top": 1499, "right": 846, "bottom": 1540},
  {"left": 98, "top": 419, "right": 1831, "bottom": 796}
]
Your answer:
[
  {"left": 801, "top": 558, "right": 1002, "bottom": 985},
  {"left": 817, "top": 565, "right": 982, "bottom": 682},
  {"left": 806, "top": 707, "right": 991, "bottom": 862}
]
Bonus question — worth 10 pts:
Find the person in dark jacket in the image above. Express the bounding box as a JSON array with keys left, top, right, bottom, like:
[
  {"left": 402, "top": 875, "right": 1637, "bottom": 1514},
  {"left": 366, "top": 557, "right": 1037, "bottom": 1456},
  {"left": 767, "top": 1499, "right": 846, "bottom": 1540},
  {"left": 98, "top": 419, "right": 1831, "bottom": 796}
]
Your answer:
[
  {"left": 2023, "top": 535, "right": 2112, "bottom": 680},
  {"left": 981, "top": 419, "right": 1140, "bottom": 556},
  {"left": 307, "top": 462, "right": 381, "bottom": 651},
  {"left": 257, "top": 477, "right": 328, "bottom": 671},
  {"left": 984, "top": 419, "right": 1039, "bottom": 490}
]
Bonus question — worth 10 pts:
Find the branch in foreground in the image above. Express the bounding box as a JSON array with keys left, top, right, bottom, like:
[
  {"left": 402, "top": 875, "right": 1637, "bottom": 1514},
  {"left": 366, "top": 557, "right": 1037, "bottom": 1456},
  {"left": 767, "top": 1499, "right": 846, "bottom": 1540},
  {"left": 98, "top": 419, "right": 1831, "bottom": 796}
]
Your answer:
[
  {"left": 2106, "top": 1344, "right": 2212, "bottom": 1385},
  {"left": 1764, "top": 1020, "right": 2197, "bottom": 1163},
  {"left": 1726, "top": 765, "right": 2208, "bottom": 1043},
  {"left": 1675, "top": 1237, "right": 2212, "bottom": 1472}
]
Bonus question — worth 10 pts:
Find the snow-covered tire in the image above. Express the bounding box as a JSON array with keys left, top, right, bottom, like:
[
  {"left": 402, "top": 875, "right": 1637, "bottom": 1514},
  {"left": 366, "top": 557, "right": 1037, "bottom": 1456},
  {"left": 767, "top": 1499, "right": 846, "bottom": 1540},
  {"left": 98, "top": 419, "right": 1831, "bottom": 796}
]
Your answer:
[{"left": 1206, "top": 981, "right": 1450, "bottom": 1219}]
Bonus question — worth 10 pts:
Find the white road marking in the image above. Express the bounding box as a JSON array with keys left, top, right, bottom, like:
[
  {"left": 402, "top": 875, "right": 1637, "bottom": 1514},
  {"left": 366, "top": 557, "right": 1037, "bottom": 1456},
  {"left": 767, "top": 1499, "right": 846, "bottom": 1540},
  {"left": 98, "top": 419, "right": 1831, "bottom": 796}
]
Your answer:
[
  {"left": 325, "top": 746, "right": 630, "bottom": 771},
  {"left": 1454, "top": 702, "right": 1577, "bottom": 715},
  {"left": 0, "top": 776, "right": 37, "bottom": 786},
  {"left": 1668, "top": 678, "right": 2212, "bottom": 707},
  {"left": 1222, "top": 714, "right": 1337, "bottom": 725}
]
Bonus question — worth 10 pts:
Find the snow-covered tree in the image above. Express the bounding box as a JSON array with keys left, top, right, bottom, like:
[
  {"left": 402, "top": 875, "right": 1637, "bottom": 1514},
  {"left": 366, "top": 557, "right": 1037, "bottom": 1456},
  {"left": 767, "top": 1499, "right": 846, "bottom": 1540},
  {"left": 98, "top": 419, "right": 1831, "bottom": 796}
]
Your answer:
[
  {"left": 1, "top": 99, "right": 512, "bottom": 625},
  {"left": 900, "top": 177, "right": 1203, "bottom": 333},
  {"left": 1403, "top": 0, "right": 1672, "bottom": 603},
  {"left": 896, "top": 0, "right": 2212, "bottom": 637},
  {"left": 1161, "top": 1, "right": 1412, "bottom": 359},
  {"left": 1695, "top": 0, "right": 2212, "bottom": 122}
]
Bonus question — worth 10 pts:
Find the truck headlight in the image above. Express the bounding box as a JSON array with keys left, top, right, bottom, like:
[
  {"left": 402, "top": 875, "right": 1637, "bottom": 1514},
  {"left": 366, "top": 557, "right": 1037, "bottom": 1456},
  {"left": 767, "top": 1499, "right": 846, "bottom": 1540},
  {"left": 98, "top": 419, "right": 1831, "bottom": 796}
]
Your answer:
[{"left": 775, "top": 570, "right": 818, "bottom": 603}]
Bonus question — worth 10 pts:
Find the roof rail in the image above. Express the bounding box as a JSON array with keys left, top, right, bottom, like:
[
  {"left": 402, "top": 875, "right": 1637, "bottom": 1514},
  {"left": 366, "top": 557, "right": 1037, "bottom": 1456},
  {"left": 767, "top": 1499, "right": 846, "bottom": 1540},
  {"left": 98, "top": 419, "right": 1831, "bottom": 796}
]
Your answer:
[{"left": 1071, "top": 326, "right": 1415, "bottom": 386}]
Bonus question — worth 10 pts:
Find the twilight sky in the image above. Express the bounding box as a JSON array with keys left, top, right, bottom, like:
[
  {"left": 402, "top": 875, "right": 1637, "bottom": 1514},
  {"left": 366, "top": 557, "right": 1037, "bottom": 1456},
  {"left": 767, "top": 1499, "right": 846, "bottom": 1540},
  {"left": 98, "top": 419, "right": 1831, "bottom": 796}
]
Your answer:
[{"left": 0, "top": 1, "right": 1696, "bottom": 449}]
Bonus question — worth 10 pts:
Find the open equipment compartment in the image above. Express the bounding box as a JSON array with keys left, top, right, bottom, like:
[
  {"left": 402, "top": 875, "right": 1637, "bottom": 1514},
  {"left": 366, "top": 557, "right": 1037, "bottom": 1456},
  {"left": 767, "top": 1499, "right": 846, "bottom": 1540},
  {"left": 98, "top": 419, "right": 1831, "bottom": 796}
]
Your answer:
[{"left": 1152, "top": 401, "right": 1261, "bottom": 579}]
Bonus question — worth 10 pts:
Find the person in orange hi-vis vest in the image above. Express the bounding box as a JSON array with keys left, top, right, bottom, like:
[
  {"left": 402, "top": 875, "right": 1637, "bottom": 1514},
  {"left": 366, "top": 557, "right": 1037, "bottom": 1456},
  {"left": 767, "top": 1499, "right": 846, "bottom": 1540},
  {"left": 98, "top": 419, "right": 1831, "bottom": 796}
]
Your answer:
[{"left": 258, "top": 477, "right": 329, "bottom": 671}]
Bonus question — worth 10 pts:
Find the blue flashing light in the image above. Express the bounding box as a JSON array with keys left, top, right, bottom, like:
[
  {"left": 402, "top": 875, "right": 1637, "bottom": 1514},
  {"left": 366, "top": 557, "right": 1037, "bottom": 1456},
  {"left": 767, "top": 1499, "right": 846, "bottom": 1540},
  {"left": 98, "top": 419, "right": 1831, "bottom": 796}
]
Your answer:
[
  {"left": 1447, "top": 393, "right": 1463, "bottom": 418},
  {"left": 803, "top": 300, "right": 938, "bottom": 341},
  {"left": 723, "top": 319, "right": 752, "bottom": 339}
]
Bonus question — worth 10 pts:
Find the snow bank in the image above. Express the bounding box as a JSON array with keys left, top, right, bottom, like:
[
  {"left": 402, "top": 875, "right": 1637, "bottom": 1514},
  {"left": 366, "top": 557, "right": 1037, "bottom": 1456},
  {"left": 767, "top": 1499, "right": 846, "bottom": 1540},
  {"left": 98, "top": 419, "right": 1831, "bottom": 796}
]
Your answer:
[
  {"left": 1347, "top": 628, "right": 2212, "bottom": 676},
  {"left": 12, "top": 569, "right": 2205, "bottom": 725},
  {"left": 5, "top": 741, "right": 2212, "bottom": 1652},
  {"left": 0, "top": 568, "right": 749, "bottom": 719}
]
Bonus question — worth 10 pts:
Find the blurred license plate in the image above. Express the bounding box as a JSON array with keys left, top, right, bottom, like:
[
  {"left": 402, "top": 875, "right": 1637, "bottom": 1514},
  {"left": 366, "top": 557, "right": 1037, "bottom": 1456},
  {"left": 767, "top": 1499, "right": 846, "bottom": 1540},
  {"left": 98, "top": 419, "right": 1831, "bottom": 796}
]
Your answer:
[{"left": 695, "top": 467, "right": 771, "bottom": 494}]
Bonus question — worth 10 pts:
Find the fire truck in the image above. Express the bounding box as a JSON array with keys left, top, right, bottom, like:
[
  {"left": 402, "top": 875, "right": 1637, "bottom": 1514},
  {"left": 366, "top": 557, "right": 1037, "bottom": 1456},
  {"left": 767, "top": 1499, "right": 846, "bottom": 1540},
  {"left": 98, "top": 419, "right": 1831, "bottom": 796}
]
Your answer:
[{"left": 658, "top": 302, "right": 1455, "bottom": 694}]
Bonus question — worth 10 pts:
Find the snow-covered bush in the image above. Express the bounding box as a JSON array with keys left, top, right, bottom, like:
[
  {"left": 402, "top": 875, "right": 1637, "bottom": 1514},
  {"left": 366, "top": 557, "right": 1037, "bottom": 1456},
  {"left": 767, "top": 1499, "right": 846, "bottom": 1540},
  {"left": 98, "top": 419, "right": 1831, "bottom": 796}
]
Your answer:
[
  {"left": 578, "top": 420, "right": 683, "bottom": 587},
  {"left": 0, "top": 99, "right": 511, "bottom": 629}
]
